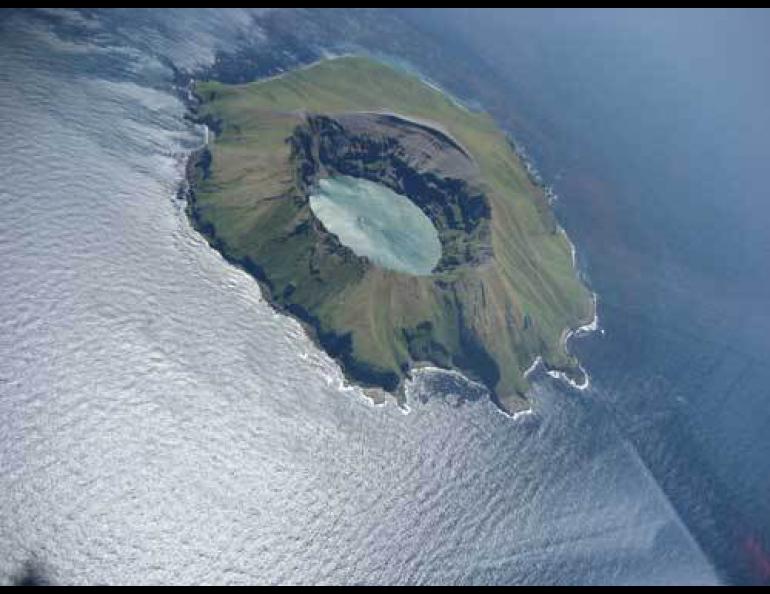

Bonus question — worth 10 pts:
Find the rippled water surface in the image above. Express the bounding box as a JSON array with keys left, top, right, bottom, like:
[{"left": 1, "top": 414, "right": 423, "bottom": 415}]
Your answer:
[{"left": 0, "top": 9, "right": 719, "bottom": 585}]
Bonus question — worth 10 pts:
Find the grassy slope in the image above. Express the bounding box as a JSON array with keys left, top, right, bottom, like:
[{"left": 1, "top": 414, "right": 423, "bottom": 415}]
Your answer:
[{"left": 192, "top": 56, "right": 593, "bottom": 411}]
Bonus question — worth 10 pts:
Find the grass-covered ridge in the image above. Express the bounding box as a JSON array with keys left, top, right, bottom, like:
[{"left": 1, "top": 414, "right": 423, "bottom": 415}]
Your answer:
[{"left": 188, "top": 56, "right": 594, "bottom": 413}]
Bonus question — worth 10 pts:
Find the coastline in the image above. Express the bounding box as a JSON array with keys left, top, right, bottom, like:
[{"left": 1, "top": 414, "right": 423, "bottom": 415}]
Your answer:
[{"left": 510, "top": 129, "right": 600, "bottom": 393}]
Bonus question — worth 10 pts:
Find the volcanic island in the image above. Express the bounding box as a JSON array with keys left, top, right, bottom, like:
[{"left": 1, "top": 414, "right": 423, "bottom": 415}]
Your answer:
[{"left": 185, "top": 56, "right": 595, "bottom": 414}]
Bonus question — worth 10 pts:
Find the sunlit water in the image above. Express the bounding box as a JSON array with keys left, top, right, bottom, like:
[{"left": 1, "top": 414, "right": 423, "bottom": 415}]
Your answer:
[
  {"left": 309, "top": 176, "right": 441, "bottom": 275},
  {"left": 0, "top": 9, "right": 718, "bottom": 585}
]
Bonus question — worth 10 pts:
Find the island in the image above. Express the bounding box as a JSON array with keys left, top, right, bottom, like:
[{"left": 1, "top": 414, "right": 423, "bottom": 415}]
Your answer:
[{"left": 184, "top": 56, "right": 594, "bottom": 414}]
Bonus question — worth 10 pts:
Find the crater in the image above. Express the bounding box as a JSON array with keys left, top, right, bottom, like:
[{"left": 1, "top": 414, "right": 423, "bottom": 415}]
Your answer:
[{"left": 291, "top": 112, "right": 493, "bottom": 274}]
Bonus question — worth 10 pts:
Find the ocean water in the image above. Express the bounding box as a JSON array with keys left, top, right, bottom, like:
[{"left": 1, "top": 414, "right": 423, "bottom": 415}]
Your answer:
[
  {"left": 403, "top": 9, "right": 770, "bottom": 584},
  {"left": 309, "top": 176, "right": 442, "bottom": 276},
  {"left": 0, "top": 8, "right": 761, "bottom": 585}
]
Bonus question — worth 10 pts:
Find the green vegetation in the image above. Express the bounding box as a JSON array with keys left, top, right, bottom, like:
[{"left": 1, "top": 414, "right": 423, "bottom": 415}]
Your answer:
[{"left": 188, "top": 56, "right": 594, "bottom": 413}]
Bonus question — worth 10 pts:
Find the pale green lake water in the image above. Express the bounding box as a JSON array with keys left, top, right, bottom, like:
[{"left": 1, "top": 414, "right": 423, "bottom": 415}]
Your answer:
[{"left": 309, "top": 175, "right": 441, "bottom": 275}]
